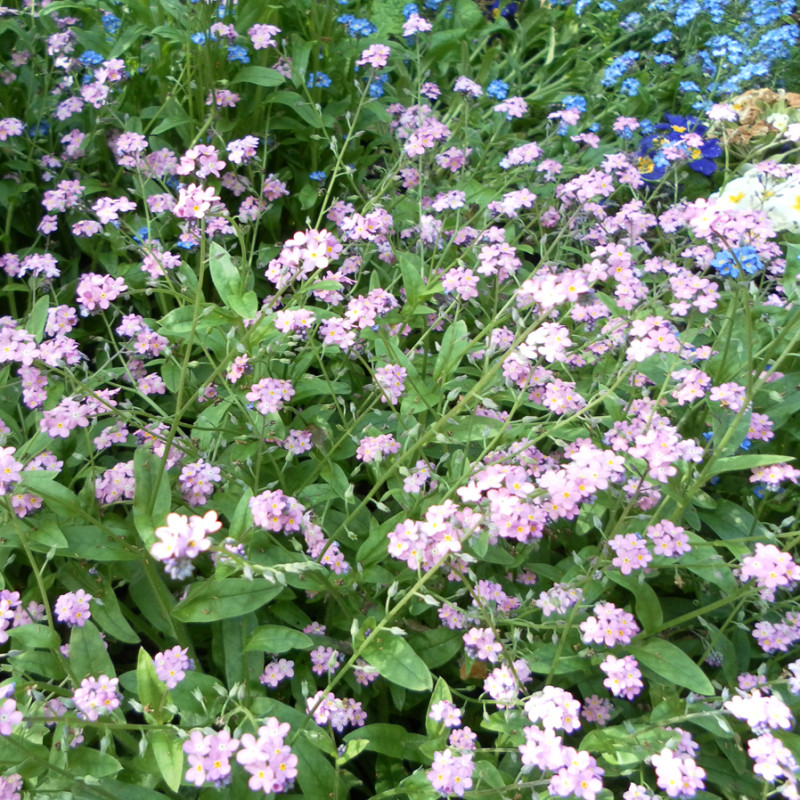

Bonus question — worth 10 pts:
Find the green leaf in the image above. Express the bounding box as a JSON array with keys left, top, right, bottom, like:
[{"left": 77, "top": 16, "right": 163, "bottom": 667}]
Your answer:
[
  {"left": 709, "top": 453, "right": 794, "bottom": 477},
  {"left": 208, "top": 242, "right": 258, "bottom": 319},
  {"left": 133, "top": 449, "right": 172, "bottom": 548},
  {"left": 343, "top": 724, "right": 426, "bottom": 762},
  {"left": 68, "top": 747, "right": 122, "bottom": 778},
  {"left": 433, "top": 320, "right": 470, "bottom": 383},
  {"left": 336, "top": 737, "right": 369, "bottom": 766},
  {"left": 268, "top": 90, "right": 322, "bottom": 128},
  {"left": 150, "top": 730, "right": 184, "bottom": 792},
  {"left": 628, "top": 639, "right": 714, "bottom": 695},
  {"left": 297, "top": 182, "right": 319, "bottom": 210},
  {"left": 136, "top": 648, "right": 165, "bottom": 716},
  {"left": 60, "top": 524, "right": 140, "bottom": 562},
  {"left": 230, "top": 65, "right": 285, "bottom": 87},
  {"left": 408, "top": 628, "right": 463, "bottom": 669},
  {"left": 399, "top": 253, "right": 425, "bottom": 309},
  {"left": 290, "top": 34, "right": 312, "bottom": 88},
  {"left": 7, "top": 624, "right": 60, "bottom": 650},
  {"left": 526, "top": 643, "right": 592, "bottom": 676},
  {"left": 699, "top": 499, "right": 764, "bottom": 559},
  {"left": 172, "top": 578, "right": 283, "bottom": 622},
  {"left": 26, "top": 295, "right": 49, "bottom": 342},
  {"left": 244, "top": 624, "right": 314, "bottom": 654},
  {"left": 157, "top": 304, "right": 235, "bottom": 337},
  {"left": 362, "top": 630, "right": 433, "bottom": 692},
  {"left": 581, "top": 724, "right": 675, "bottom": 772},
  {"left": 426, "top": 677, "right": 453, "bottom": 737},
  {"left": 96, "top": 778, "right": 172, "bottom": 800},
  {"left": 70, "top": 621, "right": 115, "bottom": 680},
  {"left": 27, "top": 518, "right": 69, "bottom": 550},
  {"left": 18, "top": 471, "right": 82, "bottom": 517},
  {"left": 608, "top": 573, "right": 663, "bottom": 634}
]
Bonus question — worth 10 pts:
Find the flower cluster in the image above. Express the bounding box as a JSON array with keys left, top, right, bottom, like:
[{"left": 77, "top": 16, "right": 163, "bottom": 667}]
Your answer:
[
  {"left": 600, "top": 655, "right": 643, "bottom": 700},
  {"left": 150, "top": 511, "right": 222, "bottom": 579},
  {"left": 236, "top": 719, "right": 298, "bottom": 794},
  {"left": 184, "top": 729, "right": 240, "bottom": 788},
  {"left": 580, "top": 602, "right": 640, "bottom": 647},
  {"left": 154, "top": 646, "right": 194, "bottom": 689},
  {"left": 374, "top": 363, "right": 407, "bottom": 405},
  {"left": 306, "top": 691, "right": 366, "bottom": 732},
  {"left": 427, "top": 749, "right": 474, "bottom": 797},
  {"left": 519, "top": 722, "right": 605, "bottom": 800},
  {"left": 72, "top": 675, "right": 121, "bottom": 721},
  {"left": 54, "top": 590, "right": 92, "bottom": 627},
  {"left": 245, "top": 378, "right": 295, "bottom": 415},
  {"left": 260, "top": 659, "right": 294, "bottom": 688},
  {"left": 179, "top": 459, "right": 222, "bottom": 506},
  {"left": 356, "top": 433, "right": 400, "bottom": 463},
  {"left": 650, "top": 748, "right": 707, "bottom": 798},
  {"left": 738, "top": 543, "right": 800, "bottom": 601}
]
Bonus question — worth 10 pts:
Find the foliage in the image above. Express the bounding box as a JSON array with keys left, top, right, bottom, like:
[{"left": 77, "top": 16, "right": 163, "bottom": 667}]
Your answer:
[{"left": 1, "top": 0, "right": 800, "bottom": 799}]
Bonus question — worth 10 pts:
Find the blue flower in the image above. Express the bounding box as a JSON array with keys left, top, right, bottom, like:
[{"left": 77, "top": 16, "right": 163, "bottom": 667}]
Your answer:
[
  {"left": 487, "top": 80, "right": 509, "bottom": 100},
  {"left": 620, "top": 77, "right": 640, "bottom": 96},
  {"left": 28, "top": 122, "right": 49, "bottom": 138},
  {"left": 601, "top": 51, "right": 639, "bottom": 87},
  {"left": 620, "top": 11, "right": 642, "bottom": 29},
  {"left": 637, "top": 113, "right": 723, "bottom": 179},
  {"left": 337, "top": 14, "right": 377, "bottom": 36},
  {"left": 310, "top": 171, "right": 327, "bottom": 181},
  {"left": 368, "top": 74, "right": 390, "bottom": 98},
  {"left": 190, "top": 32, "right": 207, "bottom": 45},
  {"left": 132, "top": 227, "right": 151, "bottom": 245},
  {"left": 79, "top": 50, "right": 105, "bottom": 66},
  {"left": 710, "top": 246, "right": 762, "bottom": 278},
  {"left": 561, "top": 94, "right": 587, "bottom": 112},
  {"left": 679, "top": 80, "right": 701, "bottom": 92},
  {"left": 227, "top": 46, "right": 250, "bottom": 64},
  {"left": 307, "top": 72, "right": 332, "bottom": 88},
  {"left": 402, "top": 2, "right": 419, "bottom": 17},
  {"left": 102, "top": 13, "right": 121, "bottom": 34},
  {"left": 652, "top": 29, "right": 672, "bottom": 43}
]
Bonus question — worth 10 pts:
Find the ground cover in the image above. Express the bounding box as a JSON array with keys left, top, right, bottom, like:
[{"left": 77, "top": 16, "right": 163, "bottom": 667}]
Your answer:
[{"left": 1, "top": 0, "right": 800, "bottom": 798}]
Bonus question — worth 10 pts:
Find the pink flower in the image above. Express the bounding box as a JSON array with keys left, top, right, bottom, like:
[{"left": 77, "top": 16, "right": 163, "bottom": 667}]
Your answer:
[
  {"left": 356, "top": 433, "right": 400, "bottom": 463},
  {"left": 54, "top": 589, "right": 93, "bottom": 627},
  {"left": 72, "top": 675, "right": 120, "bottom": 722},
  {"left": 426, "top": 749, "right": 474, "bottom": 797},
  {"left": 739, "top": 543, "right": 800, "bottom": 601},
  {"left": 600, "top": 654, "right": 643, "bottom": 700},
  {"left": 356, "top": 44, "right": 390, "bottom": 69},
  {"left": 650, "top": 748, "right": 706, "bottom": 798},
  {"left": 151, "top": 511, "right": 222, "bottom": 579},
  {"left": 173, "top": 183, "right": 221, "bottom": 220},
  {"left": 248, "top": 23, "right": 281, "bottom": 50},
  {"left": 154, "top": 646, "right": 194, "bottom": 689},
  {"left": 0, "top": 697, "right": 22, "bottom": 735},
  {"left": 0, "top": 447, "right": 22, "bottom": 494},
  {"left": 375, "top": 364, "right": 406, "bottom": 405},
  {"left": 402, "top": 13, "right": 432, "bottom": 35}
]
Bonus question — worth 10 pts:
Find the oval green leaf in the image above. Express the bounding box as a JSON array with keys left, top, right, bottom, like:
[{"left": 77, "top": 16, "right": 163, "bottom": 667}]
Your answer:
[
  {"left": 362, "top": 630, "right": 433, "bottom": 692},
  {"left": 628, "top": 639, "right": 714, "bottom": 696},
  {"left": 244, "top": 624, "right": 314, "bottom": 654},
  {"left": 172, "top": 578, "right": 283, "bottom": 622}
]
